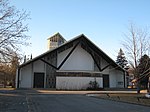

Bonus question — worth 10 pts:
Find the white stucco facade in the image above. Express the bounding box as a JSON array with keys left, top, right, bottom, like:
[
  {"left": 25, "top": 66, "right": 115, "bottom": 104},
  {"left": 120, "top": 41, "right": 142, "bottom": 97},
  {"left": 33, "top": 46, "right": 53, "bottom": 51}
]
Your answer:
[
  {"left": 56, "top": 76, "right": 102, "bottom": 90},
  {"left": 109, "top": 68, "right": 124, "bottom": 88},
  {"left": 19, "top": 64, "right": 32, "bottom": 88},
  {"left": 57, "top": 45, "right": 94, "bottom": 71},
  {"left": 33, "top": 60, "right": 45, "bottom": 73},
  {"left": 19, "top": 60, "right": 46, "bottom": 88},
  {"left": 55, "top": 44, "right": 125, "bottom": 89}
]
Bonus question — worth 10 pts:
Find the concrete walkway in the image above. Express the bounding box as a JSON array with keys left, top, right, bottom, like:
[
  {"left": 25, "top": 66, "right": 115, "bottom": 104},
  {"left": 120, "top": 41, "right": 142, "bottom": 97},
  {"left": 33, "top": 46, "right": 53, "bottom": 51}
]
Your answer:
[
  {"left": 0, "top": 88, "right": 147, "bottom": 95},
  {"left": 33, "top": 89, "right": 148, "bottom": 94}
]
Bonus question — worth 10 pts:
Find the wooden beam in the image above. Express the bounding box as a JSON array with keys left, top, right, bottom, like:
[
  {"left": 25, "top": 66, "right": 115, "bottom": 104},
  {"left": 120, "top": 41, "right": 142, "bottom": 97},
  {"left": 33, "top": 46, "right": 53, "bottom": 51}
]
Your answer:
[
  {"left": 58, "top": 41, "right": 80, "bottom": 69},
  {"left": 81, "top": 40, "right": 112, "bottom": 72},
  {"left": 41, "top": 41, "right": 80, "bottom": 70},
  {"left": 81, "top": 40, "right": 102, "bottom": 71},
  {"left": 40, "top": 59, "right": 58, "bottom": 70},
  {"left": 101, "top": 64, "right": 110, "bottom": 71},
  {"left": 17, "top": 68, "right": 20, "bottom": 88},
  {"left": 90, "top": 52, "right": 102, "bottom": 71}
]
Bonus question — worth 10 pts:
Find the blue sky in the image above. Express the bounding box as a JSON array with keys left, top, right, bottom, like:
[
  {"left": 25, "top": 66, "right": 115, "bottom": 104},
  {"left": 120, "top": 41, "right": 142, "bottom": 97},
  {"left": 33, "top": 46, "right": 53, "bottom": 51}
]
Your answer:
[{"left": 11, "top": 0, "right": 150, "bottom": 60}]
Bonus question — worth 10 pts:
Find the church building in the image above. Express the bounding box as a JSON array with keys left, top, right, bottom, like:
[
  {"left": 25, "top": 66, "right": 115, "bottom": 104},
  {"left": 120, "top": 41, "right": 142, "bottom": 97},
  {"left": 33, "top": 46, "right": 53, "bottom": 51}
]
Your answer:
[{"left": 16, "top": 33, "right": 126, "bottom": 89}]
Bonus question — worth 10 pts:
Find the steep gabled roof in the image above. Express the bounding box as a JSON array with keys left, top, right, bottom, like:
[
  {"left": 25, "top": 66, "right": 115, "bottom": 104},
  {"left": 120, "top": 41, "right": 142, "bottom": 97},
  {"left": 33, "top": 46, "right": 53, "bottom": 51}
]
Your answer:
[
  {"left": 19, "top": 34, "right": 83, "bottom": 68},
  {"left": 19, "top": 34, "right": 125, "bottom": 71}
]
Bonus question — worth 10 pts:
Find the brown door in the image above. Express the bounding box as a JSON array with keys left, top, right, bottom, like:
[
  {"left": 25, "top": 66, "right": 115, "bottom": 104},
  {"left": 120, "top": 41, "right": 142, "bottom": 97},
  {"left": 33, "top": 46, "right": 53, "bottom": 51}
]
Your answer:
[
  {"left": 34, "top": 73, "right": 44, "bottom": 88},
  {"left": 103, "top": 75, "right": 109, "bottom": 88}
]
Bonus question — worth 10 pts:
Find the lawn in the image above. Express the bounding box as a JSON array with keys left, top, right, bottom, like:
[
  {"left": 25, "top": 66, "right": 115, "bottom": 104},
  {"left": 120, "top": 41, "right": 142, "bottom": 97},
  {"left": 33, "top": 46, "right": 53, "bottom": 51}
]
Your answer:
[{"left": 92, "top": 93, "right": 150, "bottom": 107}]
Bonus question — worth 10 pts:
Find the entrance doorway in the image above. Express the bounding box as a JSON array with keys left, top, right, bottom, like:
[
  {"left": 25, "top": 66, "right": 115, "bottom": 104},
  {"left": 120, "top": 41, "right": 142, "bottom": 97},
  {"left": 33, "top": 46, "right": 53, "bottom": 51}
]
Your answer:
[
  {"left": 34, "top": 73, "right": 44, "bottom": 88},
  {"left": 103, "top": 74, "right": 109, "bottom": 88}
]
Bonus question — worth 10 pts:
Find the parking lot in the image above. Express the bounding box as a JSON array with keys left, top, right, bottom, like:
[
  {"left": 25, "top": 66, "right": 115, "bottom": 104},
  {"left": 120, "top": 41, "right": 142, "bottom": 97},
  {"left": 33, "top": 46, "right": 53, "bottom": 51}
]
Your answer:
[{"left": 0, "top": 89, "right": 150, "bottom": 112}]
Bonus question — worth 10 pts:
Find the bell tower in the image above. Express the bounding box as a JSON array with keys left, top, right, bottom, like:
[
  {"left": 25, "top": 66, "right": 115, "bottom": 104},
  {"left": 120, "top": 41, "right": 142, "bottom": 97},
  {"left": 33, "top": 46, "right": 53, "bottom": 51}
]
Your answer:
[{"left": 47, "top": 32, "right": 66, "bottom": 50}]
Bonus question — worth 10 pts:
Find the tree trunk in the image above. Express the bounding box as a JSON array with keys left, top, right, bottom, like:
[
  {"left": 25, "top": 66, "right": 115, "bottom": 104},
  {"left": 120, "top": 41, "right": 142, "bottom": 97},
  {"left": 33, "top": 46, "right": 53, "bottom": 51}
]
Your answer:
[
  {"left": 137, "top": 81, "right": 141, "bottom": 93},
  {"left": 147, "top": 77, "right": 150, "bottom": 94}
]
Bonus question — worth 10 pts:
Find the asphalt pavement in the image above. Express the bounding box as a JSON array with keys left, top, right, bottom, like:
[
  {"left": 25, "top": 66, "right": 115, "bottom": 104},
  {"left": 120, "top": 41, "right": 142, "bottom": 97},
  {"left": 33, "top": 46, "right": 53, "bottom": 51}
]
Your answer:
[{"left": 0, "top": 89, "right": 150, "bottom": 112}]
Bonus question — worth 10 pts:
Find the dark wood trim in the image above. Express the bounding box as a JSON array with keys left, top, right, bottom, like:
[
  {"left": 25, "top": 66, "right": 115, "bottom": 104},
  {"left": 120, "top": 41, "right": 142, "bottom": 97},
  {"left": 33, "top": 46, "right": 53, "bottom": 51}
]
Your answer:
[
  {"left": 90, "top": 53, "right": 102, "bottom": 71},
  {"left": 40, "top": 59, "right": 58, "bottom": 70},
  {"left": 56, "top": 72, "right": 102, "bottom": 77},
  {"left": 17, "top": 68, "right": 20, "bottom": 88},
  {"left": 81, "top": 40, "right": 112, "bottom": 72},
  {"left": 58, "top": 41, "right": 80, "bottom": 69},
  {"left": 101, "top": 64, "right": 110, "bottom": 71},
  {"left": 31, "top": 62, "right": 34, "bottom": 88},
  {"left": 124, "top": 71, "right": 126, "bottom": 88},
  {"left": 81, "top": 40, "right": 102, "bottom": 71},
  {"left": 41, "top": 41, "right": 80, "bottom": 70}
]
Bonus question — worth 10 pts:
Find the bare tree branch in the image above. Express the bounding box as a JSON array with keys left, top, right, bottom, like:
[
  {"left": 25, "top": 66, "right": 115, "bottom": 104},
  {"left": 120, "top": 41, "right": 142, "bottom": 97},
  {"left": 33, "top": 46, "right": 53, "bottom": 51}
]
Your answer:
[
  {"left": 122, "top": 23, "right": 150, "bottom": 70},
  {"left": 0, "top": 0, "right": 30, "bottom": 63}
]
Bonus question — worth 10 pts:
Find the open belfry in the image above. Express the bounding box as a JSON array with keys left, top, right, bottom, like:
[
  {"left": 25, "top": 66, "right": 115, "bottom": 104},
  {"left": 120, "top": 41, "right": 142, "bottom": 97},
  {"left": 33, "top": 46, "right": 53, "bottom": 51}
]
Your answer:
[{"left": 47, "top": 33, "right": 66, "bottom": 50}]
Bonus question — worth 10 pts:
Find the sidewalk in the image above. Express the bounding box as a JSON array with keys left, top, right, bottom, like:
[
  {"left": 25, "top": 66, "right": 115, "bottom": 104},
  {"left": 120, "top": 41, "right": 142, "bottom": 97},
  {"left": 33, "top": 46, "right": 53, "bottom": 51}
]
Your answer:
[
  {"left": 35, "top": 89, "right": 147, "bottom": 94},
  {"left": 0, "top": 88, "right": 148, "bottom": 94}
]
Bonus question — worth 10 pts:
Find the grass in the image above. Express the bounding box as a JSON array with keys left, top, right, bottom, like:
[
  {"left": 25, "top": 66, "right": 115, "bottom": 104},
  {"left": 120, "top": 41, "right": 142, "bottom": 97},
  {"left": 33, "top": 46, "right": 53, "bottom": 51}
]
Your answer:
[{"left": 93, "top": 93, "right": 150, "bottom": 107}]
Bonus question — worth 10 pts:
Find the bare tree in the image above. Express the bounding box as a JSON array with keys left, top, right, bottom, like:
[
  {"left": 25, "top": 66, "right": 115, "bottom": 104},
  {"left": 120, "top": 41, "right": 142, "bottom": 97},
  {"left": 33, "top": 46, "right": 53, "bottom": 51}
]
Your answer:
[
  {"left": 122, "top": 23, "right": 150, "bottom": 93},
  {"left": 0, "top": 51, "right": 22, "bottom": 87},
  {"left": 0, "top": 0, "right": 30, "bottom": 63}
]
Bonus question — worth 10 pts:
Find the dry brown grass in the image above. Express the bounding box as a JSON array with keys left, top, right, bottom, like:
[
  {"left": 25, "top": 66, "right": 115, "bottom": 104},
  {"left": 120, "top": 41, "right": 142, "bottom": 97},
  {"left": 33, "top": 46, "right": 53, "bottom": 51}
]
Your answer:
[{"left": 94, "top": 93, "right": 150, "bottom": 106}]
